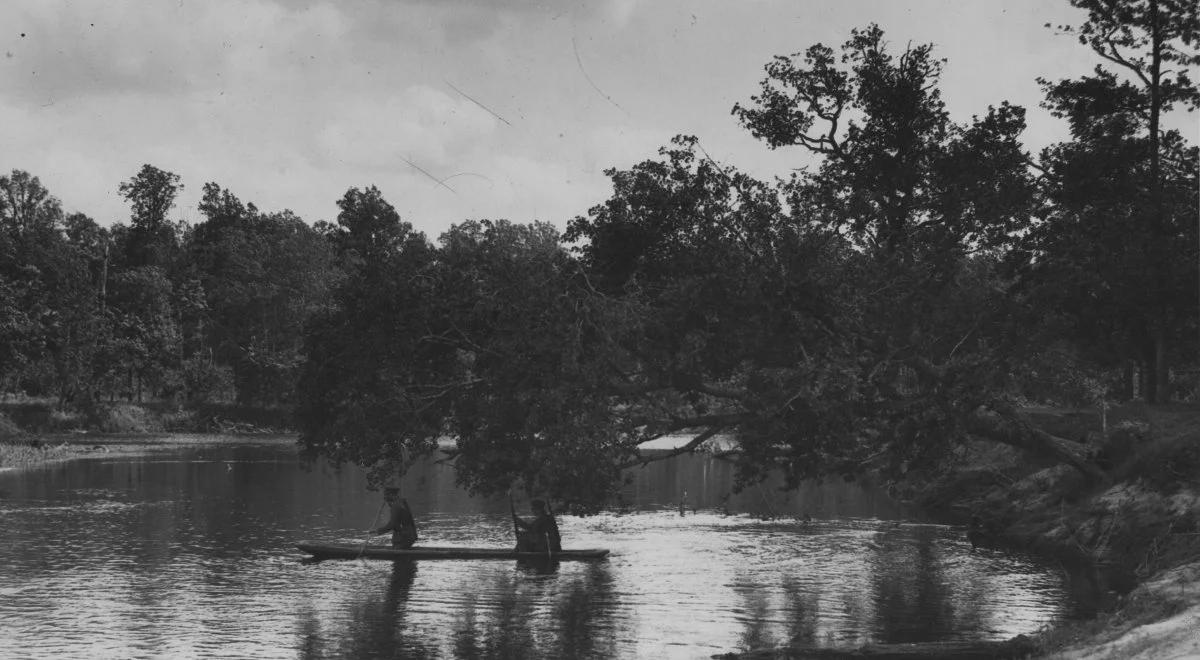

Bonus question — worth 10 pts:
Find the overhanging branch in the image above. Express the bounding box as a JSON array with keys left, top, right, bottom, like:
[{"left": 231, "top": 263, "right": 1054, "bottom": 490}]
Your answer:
[{"left": 619, "top": 425, "right": 726, "bottom": 469}]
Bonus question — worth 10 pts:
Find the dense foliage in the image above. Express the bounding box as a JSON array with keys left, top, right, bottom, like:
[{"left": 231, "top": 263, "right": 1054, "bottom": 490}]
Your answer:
[
  {"left": 1, "top": 1, "right": 1195, "bottom": 511},
  {"left": 0, "top": 169, "right": 338, "bottom": 407}
]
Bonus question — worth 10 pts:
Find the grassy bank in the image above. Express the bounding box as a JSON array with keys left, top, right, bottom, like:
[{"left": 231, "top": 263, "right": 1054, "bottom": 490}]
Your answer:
[
  {"left": 0, "top": 400, "right": 293, "bottom": 435},
  {"left": 0, "top": 401, "right": 295, "bottom": 470},
  {"left": 0, "top": 439, "right": 74, "bottom": 470}
]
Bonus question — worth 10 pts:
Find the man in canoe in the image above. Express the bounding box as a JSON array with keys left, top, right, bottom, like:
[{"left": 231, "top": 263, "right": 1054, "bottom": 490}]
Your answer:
[
  {"left": 513, "top": 498, "right": 561, "bottom": 553},
  {"left": 373, "top": 487, "right": 418, "bottom": 549}
]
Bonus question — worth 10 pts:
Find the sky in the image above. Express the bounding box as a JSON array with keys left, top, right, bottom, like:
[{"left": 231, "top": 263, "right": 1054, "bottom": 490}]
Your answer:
[{"left": 0, "top": 0, "right": 1177, "bottom": 240}]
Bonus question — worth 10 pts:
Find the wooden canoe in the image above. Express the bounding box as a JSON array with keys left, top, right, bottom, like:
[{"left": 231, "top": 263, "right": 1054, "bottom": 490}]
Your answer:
[{"left": 297, "top": 541, "right": 610, "bottom": 561}]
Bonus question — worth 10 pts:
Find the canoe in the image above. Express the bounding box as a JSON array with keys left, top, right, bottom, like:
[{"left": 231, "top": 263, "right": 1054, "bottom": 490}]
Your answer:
[{"left": 297, "top": 541, "right": 610, "bottom": 561}]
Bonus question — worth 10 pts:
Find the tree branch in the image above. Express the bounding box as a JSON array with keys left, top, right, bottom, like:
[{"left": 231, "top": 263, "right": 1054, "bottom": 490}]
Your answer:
[{"left": 620, "top": 425, "right": 726, "bottom": 469}]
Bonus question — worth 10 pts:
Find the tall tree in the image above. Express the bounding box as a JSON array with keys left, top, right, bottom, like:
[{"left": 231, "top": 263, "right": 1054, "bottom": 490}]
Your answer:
[
  {"left": 118, "top": 164, "right": 183, "bottom": 269},
  {"left": 188, "top": 183, "right": 338, "bottom": 405},
  {"left": 297, "top": 187, "right": 438, "bottom": 484},
  {"left": 1021, "top": 0, "right": 1200, "bottom": 401},
  {"left": 0, "top": 173, "right": 107, "bottom": 402},
  {"left": 729, "top": 26, "right": 1104, "bottom": 483}
]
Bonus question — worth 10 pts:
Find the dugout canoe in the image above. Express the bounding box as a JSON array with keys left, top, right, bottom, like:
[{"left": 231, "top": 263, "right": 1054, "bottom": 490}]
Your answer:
[{"left": 297, "top": 541, "right": 610, "bottom": 561}]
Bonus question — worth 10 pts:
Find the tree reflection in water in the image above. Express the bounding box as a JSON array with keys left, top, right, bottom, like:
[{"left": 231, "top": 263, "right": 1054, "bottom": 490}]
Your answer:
[
  {"left": 0, "top": 445, "right": 1077, "bottom": 657},
  {"left": 296, "top": 559, "right": 619, "bottom": 659},
  {"left": 451, "top": 561, "right": 619, "bottom": 660},
  {"left": 299, "top": 561, "right": 436, "bottom": 659}
]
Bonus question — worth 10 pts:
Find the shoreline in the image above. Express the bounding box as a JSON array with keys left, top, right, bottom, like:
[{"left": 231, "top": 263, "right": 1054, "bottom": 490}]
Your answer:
[{"left": 0, "top": 431, "right": 297, "bottom": 473}]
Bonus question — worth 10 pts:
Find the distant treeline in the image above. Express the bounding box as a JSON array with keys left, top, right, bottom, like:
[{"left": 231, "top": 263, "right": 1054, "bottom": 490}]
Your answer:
[{"left": 0, "top": 167, "right": 339, "bottom": 407}]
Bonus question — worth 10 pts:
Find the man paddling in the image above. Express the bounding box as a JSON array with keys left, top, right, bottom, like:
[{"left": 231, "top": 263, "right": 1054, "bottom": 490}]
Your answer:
[
  {"left": 512, "top": 498, "right": 561, "bottom": 553},
  {"left": 372, "top": 487, "right": 418, "bottom": 549}
]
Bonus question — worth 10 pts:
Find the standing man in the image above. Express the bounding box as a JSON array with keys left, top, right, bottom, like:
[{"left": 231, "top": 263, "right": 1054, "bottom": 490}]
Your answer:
[
  {"left": 513, "top": 498, "right": 561, "bottom": 553},
  {"left": 373, "top": 487, "right": 418, "bottom": 549}
]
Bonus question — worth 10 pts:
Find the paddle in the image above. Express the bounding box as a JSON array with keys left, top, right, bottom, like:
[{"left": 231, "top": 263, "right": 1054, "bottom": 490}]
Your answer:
[
  {"left": 357, "top": 499, "right": 386, "bottom": 560},
  {"left": 543, "top": 500, "right": 553, "bottom": 561},
  {"left": 509, "top": 489, "right": 520, "bottom": 542}
]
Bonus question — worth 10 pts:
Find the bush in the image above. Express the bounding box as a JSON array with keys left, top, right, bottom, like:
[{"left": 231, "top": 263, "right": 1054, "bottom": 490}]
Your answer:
[{"left": 168, "top": 356, "right": 235, "bottom": 404}]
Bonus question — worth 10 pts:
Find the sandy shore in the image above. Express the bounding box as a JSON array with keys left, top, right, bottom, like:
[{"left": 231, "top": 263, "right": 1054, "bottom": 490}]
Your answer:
[{"left": 1043, "top": 561, "right": 1200, "bottom": 659}]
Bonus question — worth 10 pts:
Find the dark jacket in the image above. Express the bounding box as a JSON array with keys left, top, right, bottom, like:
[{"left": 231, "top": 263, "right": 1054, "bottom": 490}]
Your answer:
[
  {"left": 514, "top": 511, "right": 561, "bottom": 553},
  {"left": 376, "top": 502, "right": 418, "bottom": 549}
]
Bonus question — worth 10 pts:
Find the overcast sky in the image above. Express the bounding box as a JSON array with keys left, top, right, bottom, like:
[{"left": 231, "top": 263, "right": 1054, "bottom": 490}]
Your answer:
[{"left": 0, "top": 1, "right": 1173, "bottom": 239}]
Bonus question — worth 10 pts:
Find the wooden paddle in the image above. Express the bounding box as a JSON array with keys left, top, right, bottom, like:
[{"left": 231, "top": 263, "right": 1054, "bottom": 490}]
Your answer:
[
  {"left": 543, "top": 500, "right": 553, "bottom": 561},
  {"left": 357, "top": 499, "right": 386, "bottom": 559},
  {"left": 508, "top": 490, "right": 520, "bottom": 541}
]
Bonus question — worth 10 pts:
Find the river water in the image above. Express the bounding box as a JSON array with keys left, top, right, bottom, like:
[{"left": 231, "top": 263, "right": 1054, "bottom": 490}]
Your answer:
[{"left": 0, "top": 436, "right": 1084, "bottom": 659}]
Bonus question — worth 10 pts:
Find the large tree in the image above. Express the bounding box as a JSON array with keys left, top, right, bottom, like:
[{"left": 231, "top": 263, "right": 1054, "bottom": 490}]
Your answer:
[
  {"left": 1016, "top": 0, "right": 1199, "bottom": 402},
  {"left": 729, "top": 26, "right": 1106, "bottom": 481},
  {"left": 0, "top": 171, "right": 105, "bottom": 402},
  {"left": 118, "top": 164, "right": 183, "bottom": 269},
  {"left": 296, "top": 25, "right": 1117, "bottom": 510}
]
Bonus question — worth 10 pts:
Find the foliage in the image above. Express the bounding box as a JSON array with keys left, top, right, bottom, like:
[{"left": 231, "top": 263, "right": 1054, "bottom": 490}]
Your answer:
[
  {"left": 1017, "top": 0, "right": 1200, "bottom": 402},
  {"left": 1, "top": 4, "right": 1196, "bottom": 515},
  {"left": 118, "top": 164, "right": 183, "bottom": 268},
  {"left": 187, "top": 183, "right": 339, "bottom": 405}
]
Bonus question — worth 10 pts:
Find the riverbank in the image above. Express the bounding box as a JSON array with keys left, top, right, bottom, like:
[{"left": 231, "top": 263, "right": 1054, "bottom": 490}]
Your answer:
[
  {"left": 0, "top": 401, "right": 294, "bottom": 470},
  {"left": 715, "top": 403, "right": 1200, "bottom": 659},
  {"left": 1036, "top": 558, "right": 1200, "bottom": 659},
  {"left": 0, "top": 430, "right": 297, "bottom": 472},
  {"left": 903, "top": 404, "right": 1200, "bottom": 658},
  {"left": 0, "top": 400, "right": 293, "bottom": 435}
]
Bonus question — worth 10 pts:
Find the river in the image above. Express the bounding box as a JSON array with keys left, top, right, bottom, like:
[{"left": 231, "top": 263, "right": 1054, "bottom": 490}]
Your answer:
[{"left": 0, "top": 436, "right": 1087, "bottom": 658}]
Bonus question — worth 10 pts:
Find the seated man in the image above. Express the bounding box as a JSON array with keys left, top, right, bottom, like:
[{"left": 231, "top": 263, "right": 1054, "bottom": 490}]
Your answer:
[
  {"left": 513, "top": 499, "right": 561, "bottom": 553},
  {"left": 373, "top": 487, "right": 418, "bottom": 549}
]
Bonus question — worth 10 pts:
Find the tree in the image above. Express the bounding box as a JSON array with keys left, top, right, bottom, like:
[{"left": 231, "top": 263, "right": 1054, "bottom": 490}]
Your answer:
[
  {"left": 296, "top": 188, "right": 440, "bottom": 485},
  {"left": 1017, "top": 0, "right": 1200, "bottom": 402},
  {"left": 0, "top": 172, "right": 105, "bottom": 403},
  {"left": 0, "top": 170, "right": 63, "bottom": 238},
  {"left": 187, "top": 183, "right": 338, "bottom": 405},
  {"left": 118, "top": 164, "right": 183, "bottom": 268},
  {"left": 102, "top": 266, "right": 180, "bottom": 402},
  {"left": 733, "top": 25, "right": 1034, "bottom": 260},
  {"left": 729, "top": 26, "right": 1106, "bottom": 481},
  {"left": 296, "top": 26, "right": 1114, "bottom": 511}
]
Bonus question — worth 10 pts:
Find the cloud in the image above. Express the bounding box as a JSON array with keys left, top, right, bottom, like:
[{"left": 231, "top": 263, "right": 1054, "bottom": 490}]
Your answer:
[
  {"left": 608, "top": 0, "right": 640, "bottom": 27},
  {"left": 313, "top": 85, "right": 498, "bottom": 171},
  {"left": 0, "top": 1, "right": 354, "bottom": 105},
  {"left": 583, "top": 125, "right": 674, "bottom": 174}
]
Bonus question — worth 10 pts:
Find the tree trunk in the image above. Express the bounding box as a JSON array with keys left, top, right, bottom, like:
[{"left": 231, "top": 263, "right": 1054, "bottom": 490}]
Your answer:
[
  {"left": 966, "top": 404, "right": 1108, "bottom": 485},
  {"left": 1155, "top": 331, "right": 1169, "bottom": 403}
]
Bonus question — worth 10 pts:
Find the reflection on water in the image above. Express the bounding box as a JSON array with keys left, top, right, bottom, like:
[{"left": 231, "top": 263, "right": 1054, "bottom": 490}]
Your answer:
[{"left": 0, "top": 438, "right": 1079, "bottom": 658}]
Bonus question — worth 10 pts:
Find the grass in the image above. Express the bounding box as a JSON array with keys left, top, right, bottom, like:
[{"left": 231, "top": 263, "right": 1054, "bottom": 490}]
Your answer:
[{"left": 0, "top": 440, "right": 72, "bottom": 469}]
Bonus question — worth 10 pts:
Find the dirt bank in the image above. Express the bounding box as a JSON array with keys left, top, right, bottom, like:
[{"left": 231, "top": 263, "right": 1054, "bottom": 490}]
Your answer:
[
  {"left": 917, "top": 405, "right": 1200, "bottom": 658},
  {"left": 1039, "top": 559, "right": 1200, "bottom": 659}
]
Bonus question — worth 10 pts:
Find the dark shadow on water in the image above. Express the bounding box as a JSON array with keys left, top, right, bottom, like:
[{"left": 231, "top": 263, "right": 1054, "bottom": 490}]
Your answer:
[
  {"left": 515, "top": 557, "right": 561, "bottom": 575},
  {"left": 451, "top": 561, "right": 619, "bottom": 659},
  {"left": 299, "top": 561, "right": 430, "bottom": 659}
]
